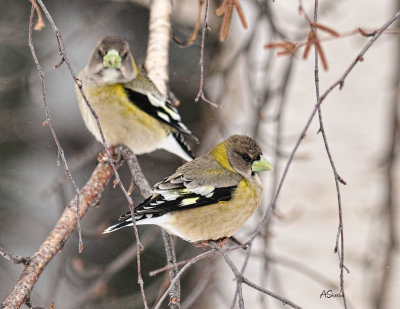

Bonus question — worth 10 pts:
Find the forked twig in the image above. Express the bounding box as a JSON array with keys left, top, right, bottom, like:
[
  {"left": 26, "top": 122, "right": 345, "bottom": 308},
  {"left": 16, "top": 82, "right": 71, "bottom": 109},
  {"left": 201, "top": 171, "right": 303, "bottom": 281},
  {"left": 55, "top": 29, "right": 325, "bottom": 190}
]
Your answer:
[{"left": 195, "top": 0, "right": 221, "bottom": 108}]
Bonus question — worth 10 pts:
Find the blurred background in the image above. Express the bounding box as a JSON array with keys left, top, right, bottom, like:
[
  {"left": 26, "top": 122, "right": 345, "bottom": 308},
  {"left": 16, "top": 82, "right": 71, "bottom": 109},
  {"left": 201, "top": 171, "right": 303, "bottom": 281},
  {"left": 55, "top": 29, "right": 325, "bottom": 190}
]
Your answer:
[{"left": 0, "top": 0, "right": 399, "bottom": 308}]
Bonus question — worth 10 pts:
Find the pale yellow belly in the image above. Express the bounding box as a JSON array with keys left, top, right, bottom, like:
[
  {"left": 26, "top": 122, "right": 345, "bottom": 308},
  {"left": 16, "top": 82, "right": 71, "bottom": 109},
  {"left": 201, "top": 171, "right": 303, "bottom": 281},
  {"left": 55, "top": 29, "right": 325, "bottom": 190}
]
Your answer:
[
  {"left": 162, "top": 179, "right": 263, "bottom": 242},
  {"left": 76, "top": 83, "right": 167, "bottom": 154}
]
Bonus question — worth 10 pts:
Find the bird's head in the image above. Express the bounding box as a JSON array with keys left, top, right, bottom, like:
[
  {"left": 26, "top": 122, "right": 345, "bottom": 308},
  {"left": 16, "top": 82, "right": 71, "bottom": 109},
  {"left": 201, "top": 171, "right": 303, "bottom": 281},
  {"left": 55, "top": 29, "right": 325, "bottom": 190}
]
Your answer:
[
  {"left": 86, "top": 36, "right": 138, "bottom": 84},
  {"left": 211, "top": 135, "right": 273, "bottom": 179}
]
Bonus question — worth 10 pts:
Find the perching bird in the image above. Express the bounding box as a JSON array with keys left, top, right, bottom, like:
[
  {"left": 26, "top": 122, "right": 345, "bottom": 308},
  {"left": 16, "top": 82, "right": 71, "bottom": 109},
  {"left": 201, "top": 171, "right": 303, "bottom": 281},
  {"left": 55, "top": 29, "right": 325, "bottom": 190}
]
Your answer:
[
  {"left": 103, "top": 135, "right": 273, "bottom": 243},
  {"left": 76, "top": 36, "right": 198, "bottom": 161}
]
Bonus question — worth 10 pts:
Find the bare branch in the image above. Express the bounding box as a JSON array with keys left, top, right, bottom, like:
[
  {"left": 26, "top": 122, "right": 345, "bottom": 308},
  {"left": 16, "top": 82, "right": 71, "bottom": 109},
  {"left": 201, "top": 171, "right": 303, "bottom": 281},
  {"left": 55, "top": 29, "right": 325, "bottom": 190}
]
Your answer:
[
  {"left": 1, "top": 153, "right": 115, "bottom": 309},
  {"left": 145, "top": 1, "right": 181, "bottom": 307},
  {"left": 0, "top": 247, "right": 29, "bottom": 265},
  {"left": 195, "top": 0, "right": 221, "bottom": 108},
  {"left": 247, "top": 9, "right": 400, "bottom": 243},
  {"left": 28, "top": 1, "right": 84, "bottom": 253},
  {"left": 154, "top": 250, "right": 216, "bottom": 309},
  {"left": 118, "top": 146, "right": 152, "bottom": 198},
  {"left": 207, "top": 242, "right": 302, "bottom": 309},
  {"left": 76, "top": 230, "right": 158, "bottom": 306},
  {"left": 311, "top": 2, "right": 347, "bottom": 307}
]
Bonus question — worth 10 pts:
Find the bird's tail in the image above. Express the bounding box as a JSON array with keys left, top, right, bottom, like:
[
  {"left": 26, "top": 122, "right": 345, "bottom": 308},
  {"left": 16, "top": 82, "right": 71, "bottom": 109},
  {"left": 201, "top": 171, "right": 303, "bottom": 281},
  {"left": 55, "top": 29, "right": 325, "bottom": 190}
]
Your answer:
[
  {"left": 160, "top": 132, "right": 196, "bottom": 161},
  {"left": 103, "top": 217, "right": 133, "bottom": 234}
]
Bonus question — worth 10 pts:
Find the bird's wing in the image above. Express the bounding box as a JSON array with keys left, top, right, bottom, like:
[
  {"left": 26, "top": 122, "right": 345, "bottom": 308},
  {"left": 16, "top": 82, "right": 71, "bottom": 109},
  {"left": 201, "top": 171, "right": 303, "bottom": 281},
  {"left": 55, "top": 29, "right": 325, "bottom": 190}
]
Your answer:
[
  {"left": 103, "top": 157, "right": 242, "bottom": 234},
  {"left": 103, "top": 178, "right": 237, "bottom": 233},
  {"left": 116, "top": 174, "right": 237, "bottom": 221},
  {"left": 123, "top": 79, "right": 198, "bottom": 143}
]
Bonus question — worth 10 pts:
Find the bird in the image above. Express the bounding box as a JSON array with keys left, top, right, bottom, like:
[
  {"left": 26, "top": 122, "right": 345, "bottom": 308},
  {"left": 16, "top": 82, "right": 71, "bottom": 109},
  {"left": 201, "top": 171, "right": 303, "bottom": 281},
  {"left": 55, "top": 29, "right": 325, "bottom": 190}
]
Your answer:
[
  {"left": 75, "top": 36, "right": 198, "bottom": 161},
  {"left": 103, "top": 135, "right": 273, "bottom": 243}
]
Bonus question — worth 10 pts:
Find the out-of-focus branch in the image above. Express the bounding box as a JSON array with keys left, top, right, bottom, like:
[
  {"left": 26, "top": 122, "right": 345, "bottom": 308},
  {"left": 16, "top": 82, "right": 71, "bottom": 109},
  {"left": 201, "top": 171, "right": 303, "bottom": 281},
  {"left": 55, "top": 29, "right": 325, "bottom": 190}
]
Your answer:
[
  {"left": 374, "top": 4, "right": 400, "bottom": 308},
  {"left": 76, "top": 229, "right": 158, "bottom": 307},
  {"left": 1, "top": 154, "right": 115, "bottom": 309},
  {"left": 144, "top": 1, "right": 181, "bottom": 307},
  {"left": 246, "top": 9, "right": 400, "bottom": 243},
  {"left": 234, "top": 9, "right": 400, "bottom": 307},
  {"left": 145, "top": 0, "right": 171, "bottom": 96},
  {"left": 207, "top": 242, "right": 302, "bottom": 309}
]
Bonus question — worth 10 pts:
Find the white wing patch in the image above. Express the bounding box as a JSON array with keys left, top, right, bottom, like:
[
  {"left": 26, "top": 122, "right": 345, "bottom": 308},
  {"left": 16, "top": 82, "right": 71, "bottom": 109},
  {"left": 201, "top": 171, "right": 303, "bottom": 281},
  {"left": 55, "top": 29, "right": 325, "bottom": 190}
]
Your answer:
[
  {"left": 147, "top": 92, "right": 182, "bottom": 121},
  {"left": 190, "top": 185, "right": 215, "bottom": 197},
  {"left": 180, "top": 197, "right": 199, "bottom": 206},
  {"left": 157, "top": 111, "right": 170, "bottom": 123}
]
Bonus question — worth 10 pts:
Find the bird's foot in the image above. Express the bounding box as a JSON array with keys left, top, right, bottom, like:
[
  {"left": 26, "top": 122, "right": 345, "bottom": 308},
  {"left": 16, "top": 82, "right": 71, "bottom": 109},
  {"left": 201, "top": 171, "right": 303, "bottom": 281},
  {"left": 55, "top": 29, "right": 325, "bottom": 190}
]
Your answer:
[
  {"left": 192, "top": 240, "right": 209, "bottom": 248},
  {"left": 193, "top": 238, "right": 228, "bottom": 248},
  {"left": 217, "top": 237, "right": 228, "bottom": 248}
]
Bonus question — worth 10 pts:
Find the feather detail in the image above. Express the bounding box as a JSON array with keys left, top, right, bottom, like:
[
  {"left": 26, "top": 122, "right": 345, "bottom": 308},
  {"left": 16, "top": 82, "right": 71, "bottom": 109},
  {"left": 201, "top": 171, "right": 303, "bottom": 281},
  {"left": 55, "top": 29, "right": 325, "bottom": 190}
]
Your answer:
[{"left": 123, "top": 86, "right": 198, "bottom": 142}]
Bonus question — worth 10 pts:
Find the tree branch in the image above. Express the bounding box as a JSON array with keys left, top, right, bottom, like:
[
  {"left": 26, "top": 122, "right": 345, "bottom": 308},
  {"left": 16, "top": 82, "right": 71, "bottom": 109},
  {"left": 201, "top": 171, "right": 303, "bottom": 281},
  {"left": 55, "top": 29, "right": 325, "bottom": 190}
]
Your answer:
[
  {"left": 1, "top": 153, "right": 115, "bottom": 309},
  {"left": 0, "top": 247, "right": 29, "bottom": 266},
  {"left": 311, "top": 1, "right": 347, "bottom": 308},
  {"left": 144, "top": 1, "right": 181, "bottom": 307}
]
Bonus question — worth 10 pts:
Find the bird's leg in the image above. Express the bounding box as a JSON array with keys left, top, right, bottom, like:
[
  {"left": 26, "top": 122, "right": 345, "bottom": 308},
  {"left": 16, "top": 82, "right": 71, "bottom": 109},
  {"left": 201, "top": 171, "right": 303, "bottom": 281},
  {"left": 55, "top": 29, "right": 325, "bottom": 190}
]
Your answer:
[
  {"left": 229, "top": 236, "right": 248, "bottom": 251},
  {"left": 193, "top": 238, "right": 229, "bottom": 248},
  {"left": 192, "top": 240, "right": 209, "bottom": 248},
  {"left": 216, "top": 237, "right": 228, "bottom": 248}
]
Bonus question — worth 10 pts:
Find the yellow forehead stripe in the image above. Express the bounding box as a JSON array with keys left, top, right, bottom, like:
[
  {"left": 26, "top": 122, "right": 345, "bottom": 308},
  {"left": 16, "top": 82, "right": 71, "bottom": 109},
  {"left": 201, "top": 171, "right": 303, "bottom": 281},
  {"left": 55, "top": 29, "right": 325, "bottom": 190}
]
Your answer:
[{"left": 210, "top": 142, "right": 234, "bottom": 172}]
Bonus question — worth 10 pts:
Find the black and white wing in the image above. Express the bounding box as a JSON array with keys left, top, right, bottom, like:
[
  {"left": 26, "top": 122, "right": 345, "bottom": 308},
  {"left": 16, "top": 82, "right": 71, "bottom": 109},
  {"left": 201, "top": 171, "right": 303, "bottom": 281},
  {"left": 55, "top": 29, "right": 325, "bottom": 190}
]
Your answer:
[
  {"left": 103, "top": 173, "right": 237, "bottom": 234},
  {"left": 123, "top": 79, "right": 198, "bottom": 142}
]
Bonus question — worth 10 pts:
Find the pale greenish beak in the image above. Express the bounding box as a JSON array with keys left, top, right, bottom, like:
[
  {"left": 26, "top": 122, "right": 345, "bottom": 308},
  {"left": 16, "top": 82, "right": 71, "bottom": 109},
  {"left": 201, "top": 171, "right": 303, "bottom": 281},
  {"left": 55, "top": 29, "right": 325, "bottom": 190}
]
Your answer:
[
  {"left": 251, "top": 155, "right": 273, "bottom": 173},
  {"left": 103, "top": 49, "right": 122, "bottom": 69}
]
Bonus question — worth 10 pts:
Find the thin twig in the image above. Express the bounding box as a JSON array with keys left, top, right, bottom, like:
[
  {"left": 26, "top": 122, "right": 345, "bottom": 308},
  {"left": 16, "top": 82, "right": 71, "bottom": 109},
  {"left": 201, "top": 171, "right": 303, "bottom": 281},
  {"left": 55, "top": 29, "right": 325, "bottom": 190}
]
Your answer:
[
  {"left": 161, "top": 231, "right": 181, "bottom": 308},
  {"left": 28, "top": 1, "right": 83, "bottom": 253},
  {"left": 246, "top": 9, "right": 400, "bottom": 244},
  {"left": 76, "top": 229, "right": 158, "bottom": 306},
  {"left": 1, "top": 152, "right": 115, "bottom": 309},
  {"left": 33, "top": 0, "right": 149, "bottom": 305},
  {"left": 153, "top": 250, "right": 216, "bottom": 309},
  {"left": 195, "top": 0, "right": 221, "bottom": 108},
  {"left": 0, "top": 247, "right": 29, "bottom": 265},
  {"left": 207, "top": 242, "right": 302, "bottom": 309},
  {"left": 181, "top": 263, "right": 216, "bottom": 309},
  {"left": 235, "top": 12, "right": 400, "bottom": 305},
  {"left": 311, "top": 1, "right": 347, "bottom": 308}
]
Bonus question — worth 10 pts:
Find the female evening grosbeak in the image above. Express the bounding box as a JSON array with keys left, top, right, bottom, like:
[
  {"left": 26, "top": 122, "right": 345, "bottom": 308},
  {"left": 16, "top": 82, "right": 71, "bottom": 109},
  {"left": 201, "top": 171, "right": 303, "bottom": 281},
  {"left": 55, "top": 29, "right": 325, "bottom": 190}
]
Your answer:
[
  {"left": 103, "top": 135, "right": 273, "bottom": 243},
  {"left": 76, "top": 36, "right": 197, "bottom": 161}
]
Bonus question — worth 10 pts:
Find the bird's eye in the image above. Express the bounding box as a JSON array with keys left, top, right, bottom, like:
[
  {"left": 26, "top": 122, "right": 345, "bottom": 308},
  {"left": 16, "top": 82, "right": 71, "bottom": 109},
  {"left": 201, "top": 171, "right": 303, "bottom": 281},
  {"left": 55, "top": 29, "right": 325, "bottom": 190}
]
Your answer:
[
  {"left": 97, "top": 49, "right": 103, "bottom": 57},
  {"left": 121, "top": 51, "right": 128, "bottom": 58},
  {"left": 241, "top": 153, "right": 252, "bottom": 162}
]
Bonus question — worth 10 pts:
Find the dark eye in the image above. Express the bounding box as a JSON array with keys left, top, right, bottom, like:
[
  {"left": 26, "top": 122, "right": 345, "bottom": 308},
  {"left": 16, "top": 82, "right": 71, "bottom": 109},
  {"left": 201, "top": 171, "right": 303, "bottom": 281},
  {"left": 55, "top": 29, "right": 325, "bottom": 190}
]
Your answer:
[
  {"left": 97, "top": 49, "right": 103, "bottom": 57},
  {"left": 121, "top": 51, "right": 128, "bottom": 58},
  {"left": 241, "top": 153, "right": 252, "bottom": 162}
]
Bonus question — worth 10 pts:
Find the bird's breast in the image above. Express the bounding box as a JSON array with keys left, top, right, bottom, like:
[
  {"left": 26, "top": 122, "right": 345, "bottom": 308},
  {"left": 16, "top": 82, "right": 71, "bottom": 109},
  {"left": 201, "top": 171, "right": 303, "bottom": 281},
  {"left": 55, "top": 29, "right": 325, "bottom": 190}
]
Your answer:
[
  {"left": 76, "top": 81, "right": 167, "bottom": 154},
  {"left": 161, "top": 179, "right": 263, "bottom": 242}
]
